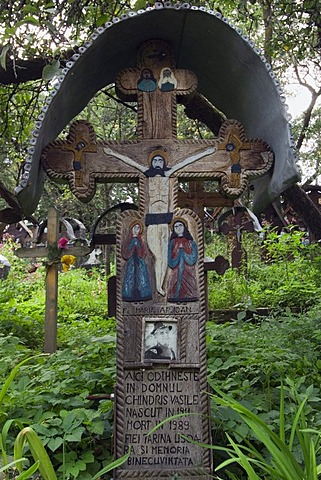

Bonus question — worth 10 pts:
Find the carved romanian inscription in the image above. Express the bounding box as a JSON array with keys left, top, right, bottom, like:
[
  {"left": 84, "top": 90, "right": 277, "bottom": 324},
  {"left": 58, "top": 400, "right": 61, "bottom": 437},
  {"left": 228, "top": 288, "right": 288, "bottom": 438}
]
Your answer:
[{"left": 123, "top": 368, "right": 203, "bottom": 469}]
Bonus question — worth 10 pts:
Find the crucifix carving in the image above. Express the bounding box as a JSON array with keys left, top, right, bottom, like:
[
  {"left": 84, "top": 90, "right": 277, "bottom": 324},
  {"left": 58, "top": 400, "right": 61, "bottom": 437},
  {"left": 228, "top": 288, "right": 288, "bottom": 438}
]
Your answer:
[
  {"left": 40, "top": 38, "right": 274, "bottom": 479},
  {"left": 62, "top": 121, "right": 97, "bottom": 189},
  {"left": 41, "top": 39, "right": 273, "bottom": 206},
  {"left": 41, "top": 42, "right": 273, "bottom": 298},
  {"left": 102, "top": 143, "right": 215, "bottom": 296}
]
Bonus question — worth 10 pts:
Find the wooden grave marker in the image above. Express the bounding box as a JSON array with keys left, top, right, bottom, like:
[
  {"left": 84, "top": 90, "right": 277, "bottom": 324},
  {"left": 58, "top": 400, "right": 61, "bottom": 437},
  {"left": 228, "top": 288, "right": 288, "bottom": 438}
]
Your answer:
[
  {"left": 41, "top": 39, "right": 274, "bottom": 478},
  {"left": 218, "top": 206, "right": 257, "bottom": 271},
  {"left": 15, "top": 207, "right": 91, "bottom": 353}
]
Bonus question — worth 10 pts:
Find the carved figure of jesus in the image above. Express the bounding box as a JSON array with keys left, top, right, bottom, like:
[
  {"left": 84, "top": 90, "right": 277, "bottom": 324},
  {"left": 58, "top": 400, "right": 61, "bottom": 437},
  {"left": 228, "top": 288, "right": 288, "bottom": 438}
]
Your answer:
[{"left": 103, "top": 145, "right": 215, "bottom": 296}]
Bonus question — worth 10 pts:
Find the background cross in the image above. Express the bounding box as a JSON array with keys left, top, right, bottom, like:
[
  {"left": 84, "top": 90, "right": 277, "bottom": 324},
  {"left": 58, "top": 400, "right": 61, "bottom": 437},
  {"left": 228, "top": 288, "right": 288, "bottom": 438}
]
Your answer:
[
  {"left": 15, "top": 207, "right": 91, "bottom": 352},
  {"left": 218, "top": 206, "right": 257, "bottom": 271}
]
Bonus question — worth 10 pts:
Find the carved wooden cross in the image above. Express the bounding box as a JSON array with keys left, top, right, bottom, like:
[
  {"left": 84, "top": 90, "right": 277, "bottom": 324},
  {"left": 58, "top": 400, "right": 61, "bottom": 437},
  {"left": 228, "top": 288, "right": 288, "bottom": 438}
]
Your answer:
[
  {"left": 62, "top": 121, "right": 97, "bottom": 189},
  {"left": 218, "top": 206, "right": 256, "bottom": 271},
  {"left": 41, "top": 39, "right": 273, "bottom": 207},
  {"left": 178, "top": 180, "right": 234, "bottom": 223},
  {"left": 15, "top": 207, "right": 91, "bottom": 353},
  {"left": 40, "top": 39, "right": 274, "bottom": 479},
  {"left": 42, "top": 41, "right": 272, "bottom": 295}
]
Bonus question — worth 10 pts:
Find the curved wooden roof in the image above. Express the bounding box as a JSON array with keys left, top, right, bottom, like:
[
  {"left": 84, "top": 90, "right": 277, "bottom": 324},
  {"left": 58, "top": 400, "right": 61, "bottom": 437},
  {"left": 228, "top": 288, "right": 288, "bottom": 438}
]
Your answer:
[{"left": 15, "top": 3, "right": 300, "bottom": 215}]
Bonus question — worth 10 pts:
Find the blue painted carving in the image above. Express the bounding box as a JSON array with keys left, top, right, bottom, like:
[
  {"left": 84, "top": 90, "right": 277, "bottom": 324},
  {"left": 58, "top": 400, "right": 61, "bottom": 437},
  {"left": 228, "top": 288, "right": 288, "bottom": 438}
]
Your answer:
[
  {"left": 167, "top": 218, "right": 198, "bottom": 303},
  {"left": 122, "top": 220, "right": 152, "bottom": 302}
]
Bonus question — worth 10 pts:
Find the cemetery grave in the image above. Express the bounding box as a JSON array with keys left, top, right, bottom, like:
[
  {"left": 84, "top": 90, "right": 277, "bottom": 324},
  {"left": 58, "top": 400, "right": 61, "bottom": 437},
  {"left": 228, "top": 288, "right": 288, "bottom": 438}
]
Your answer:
[{"left": 3, "top": 4, "right": 300, "bottom": 479}]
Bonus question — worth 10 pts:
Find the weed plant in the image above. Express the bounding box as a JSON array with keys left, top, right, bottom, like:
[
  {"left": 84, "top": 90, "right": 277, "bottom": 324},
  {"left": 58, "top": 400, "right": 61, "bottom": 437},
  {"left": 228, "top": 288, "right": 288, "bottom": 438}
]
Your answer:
[
  {"left": 0, "top": 328, "right": 116, "bottom": 479},
  {"left": 0, "top": 239, "right": 108, "bottom": 350},
  {"left": 199, "top": 382, "right": 321, "bottom": 480},
  {"left": 206, "top": 228, "right": 321, "bottom": 311},
  {"left": 1, "top": 229, "right": 321, "bottom": 478},
  {"left": 0, "top": 241, "right": 116, "bottom": 478},
  {"left": 207, "top": 309, "right": 321, "bottom": 477}
]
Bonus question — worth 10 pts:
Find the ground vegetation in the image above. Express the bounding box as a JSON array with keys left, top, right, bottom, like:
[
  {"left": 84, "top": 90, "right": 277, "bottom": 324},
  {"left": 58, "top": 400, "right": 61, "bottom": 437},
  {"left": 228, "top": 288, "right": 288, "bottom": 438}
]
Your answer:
[{"left": 1, "top": 227, "right": 321, "bottom": 478}]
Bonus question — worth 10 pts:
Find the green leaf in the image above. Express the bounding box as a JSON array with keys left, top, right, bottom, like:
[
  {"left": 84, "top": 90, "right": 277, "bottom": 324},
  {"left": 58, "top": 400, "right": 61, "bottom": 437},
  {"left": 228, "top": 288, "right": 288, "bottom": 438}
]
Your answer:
[
  {"left": 14, "top": 427, "right": 57, "bottom": 480},
  {"left": 22, "top": 5, "right": 38, "bottom": 14},
  {"left": 64, "top": 426, "right": 84, "bottom": 442},
  {"left": 61, "top": 412, "right": 78, "bottom": 430},
  {"left": 22, "top": 16, "right": 39, "bottom": 25},
  {"left": 0, "top": 458, "right": 27, "bottom": 474},
  {"left": 0, "top": 355, "right": 42, "bottom": 407},
  {"left": 224, "top": 433, "right": 261, "bottom": 480},
  {"left": 47, "top": 436, "right": 64, "bottom": 452},
  {"left": 67, "top": 464, "right": 80, "bottom": 477},
  {"left": 32, "top": 424, "right": 51, "bottom": 436},
  {"left": 1, "top": 419, "right": 16, "bottom": 459},
  {"left": 16, "top": 460, "right": 40, "bottom": 479},
  {"left": 15, "top": 16, "right": 39, "bottom": 28},
  {"left": 91, "top": 449, "right": 131, "bottom": 480},
  {"left": 90, "top": 420, "right": 105, "bottom": 435},
  {"left": 81, "top": 451, "right": 94, "bottom": 464},
  {"left": 237, "top": 311, "right": 247, "bottom": 321},
  {"left": 42, "top": 60, "right": 60, "bottom": 81},
  {"left": 76, "top": 459, "right": 87, "bottom": 471},
  {"left": 96, "top": 14, "right": 108, "bottom": 27}
]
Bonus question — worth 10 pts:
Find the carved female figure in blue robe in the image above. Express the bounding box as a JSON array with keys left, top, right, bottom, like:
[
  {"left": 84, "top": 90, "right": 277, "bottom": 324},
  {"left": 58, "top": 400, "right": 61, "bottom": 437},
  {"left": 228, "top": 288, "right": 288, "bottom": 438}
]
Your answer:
[
  {"left": 122, "top": 220, "right": 152, "bottom": 302},
  {"left": 167, "top": 218, "right": 198, "bottom": 302},
  {"left": 137, "top": 68, "right": 157, "bottom": 92}
]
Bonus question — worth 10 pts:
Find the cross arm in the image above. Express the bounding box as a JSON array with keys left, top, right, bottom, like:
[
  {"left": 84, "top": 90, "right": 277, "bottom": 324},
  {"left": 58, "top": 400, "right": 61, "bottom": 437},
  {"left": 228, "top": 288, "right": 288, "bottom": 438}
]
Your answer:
[
  {"left": 103, "top": 146, "right": 146, "bottom": 174},
  {"left": 15, "top": 245, "right": 91, "bottom": 259},
  {"left": 15, "top": 246, "right": 49, "bottom": 259},
  {"left": 167, "top": 146, "right": 217, "bottom": 176}
]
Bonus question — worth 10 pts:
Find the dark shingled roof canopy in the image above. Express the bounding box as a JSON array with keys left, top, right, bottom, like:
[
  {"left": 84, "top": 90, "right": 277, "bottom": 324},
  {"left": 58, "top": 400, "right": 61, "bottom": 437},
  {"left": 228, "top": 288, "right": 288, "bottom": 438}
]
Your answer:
[{"left": 16, "top": 4, "right": 300, "bottom": 216}]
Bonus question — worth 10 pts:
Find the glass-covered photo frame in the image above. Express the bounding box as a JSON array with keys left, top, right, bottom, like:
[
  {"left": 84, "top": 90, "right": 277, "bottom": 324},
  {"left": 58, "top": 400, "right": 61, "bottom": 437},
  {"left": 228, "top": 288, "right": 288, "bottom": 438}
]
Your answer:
[{"left": 143, "top": 318, "right": 178, "bottom": 362}]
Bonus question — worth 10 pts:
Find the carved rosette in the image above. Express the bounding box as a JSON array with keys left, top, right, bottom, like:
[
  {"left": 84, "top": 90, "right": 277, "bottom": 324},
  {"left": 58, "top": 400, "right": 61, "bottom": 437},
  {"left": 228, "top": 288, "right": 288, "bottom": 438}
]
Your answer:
[{"left": 217, "top": 120, "right": 274, "bottom": 197}]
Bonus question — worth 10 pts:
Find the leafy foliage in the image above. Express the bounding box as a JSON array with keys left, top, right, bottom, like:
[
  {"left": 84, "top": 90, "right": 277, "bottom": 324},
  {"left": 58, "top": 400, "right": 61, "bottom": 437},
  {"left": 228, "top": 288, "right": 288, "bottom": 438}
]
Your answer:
[
  {"left": 0, "top": 352, "right": 58, "bottom": 480},
  {"left": 0, "top": 328, "right": 116, "bottom": 478},
  {"left": 2, "top": 226, "right": 321, "bottom": 477},
  {"left": 209, "top": 382, "right": 321, "bottom": 480},
  {"left": 207, "top": 227, "right": 321, "bottom": 311}
]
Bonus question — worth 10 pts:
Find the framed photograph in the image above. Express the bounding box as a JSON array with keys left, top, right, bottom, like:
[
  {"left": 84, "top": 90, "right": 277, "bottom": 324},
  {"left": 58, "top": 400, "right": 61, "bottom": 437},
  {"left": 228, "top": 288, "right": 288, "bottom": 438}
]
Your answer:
[{"left": 143, "top": 318, "right": 178, "bottom": 362}]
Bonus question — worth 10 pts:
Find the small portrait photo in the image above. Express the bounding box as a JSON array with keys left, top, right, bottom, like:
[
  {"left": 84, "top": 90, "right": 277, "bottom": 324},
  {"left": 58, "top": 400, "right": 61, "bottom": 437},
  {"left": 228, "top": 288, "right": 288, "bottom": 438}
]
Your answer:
[{"left": 144, "top": 319, "right": 177, "bottom": 361}]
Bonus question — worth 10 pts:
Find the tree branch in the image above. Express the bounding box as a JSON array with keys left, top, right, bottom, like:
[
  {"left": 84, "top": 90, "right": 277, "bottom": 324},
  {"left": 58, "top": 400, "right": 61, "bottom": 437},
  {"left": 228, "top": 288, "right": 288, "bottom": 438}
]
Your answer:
[
  {"left": 0, "top": 48, "right": 76, "bottom": 85},
  {"left": 296, "top": 87, "right": 321, "bottom": 151}
]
